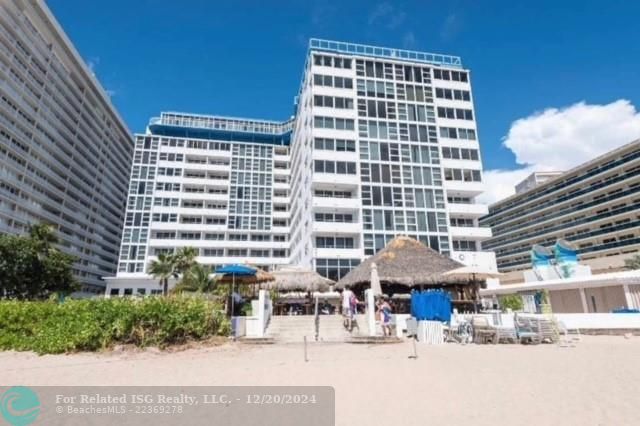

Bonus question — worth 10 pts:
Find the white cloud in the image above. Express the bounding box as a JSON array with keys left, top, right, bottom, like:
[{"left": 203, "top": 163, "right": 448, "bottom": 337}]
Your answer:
[
  {"left": 480, "top": 100, "right": 640, "bottom": 205},
  {"left": 86, "top": 56, "right": 99, "bottom": 74},
  {"left": 477, "top": 167, "right": 534, "bottom": 205},
  {"left": 402, "top": 31, "right": 416, "bottom": 49},
  {"left": 440, "top": 13, "right": 462, "bottom": 41},
  {"left": 368, "top": 2, "right": 406, "bottom": 29}
]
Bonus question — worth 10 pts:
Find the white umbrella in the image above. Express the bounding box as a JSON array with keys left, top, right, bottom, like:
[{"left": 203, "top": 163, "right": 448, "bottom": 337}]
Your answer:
[{"left": 370, "top": 262, "right": 383, "bottom": 296}]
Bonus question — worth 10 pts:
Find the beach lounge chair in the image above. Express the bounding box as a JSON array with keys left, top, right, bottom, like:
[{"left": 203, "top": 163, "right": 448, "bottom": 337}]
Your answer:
[
  {"left": 537, "top": 317, "right": 560, "bottom": 343},
  {"left": 557, "top": 320, "right": 581, "bottom": 347},
  {"left": 471, "top": 316, "right": 497, "bottom": 344},
  {"left": 491, "top": 314, "right": 517, "bottom": 344},
  {"left": 514, "top": 315, "right": 542, "bottom": 344}
]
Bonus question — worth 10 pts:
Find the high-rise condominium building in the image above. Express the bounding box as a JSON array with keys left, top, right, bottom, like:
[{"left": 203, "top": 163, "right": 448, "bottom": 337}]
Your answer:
[
  {"left": 0, "top": 1, "right": 133, "bottom": 292},
  {"left": 106, "top": 39, "right": 495, "bottom": 295},
  {"left": 480, "top": 139, "right": 640, "bottom": 284}
]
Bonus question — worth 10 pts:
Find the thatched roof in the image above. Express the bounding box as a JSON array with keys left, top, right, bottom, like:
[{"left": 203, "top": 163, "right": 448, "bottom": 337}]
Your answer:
[
  {"left": 262, "top": 267, "right": 334, "bottom": 292},
  {"left": 336, "top": 236, "right": 464, "bottom": 288}
]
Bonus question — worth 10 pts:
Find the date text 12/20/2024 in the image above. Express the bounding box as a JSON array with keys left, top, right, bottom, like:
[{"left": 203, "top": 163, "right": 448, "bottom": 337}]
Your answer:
[{"left": 55, "top": 393, "right": 320, "bottom": 406}]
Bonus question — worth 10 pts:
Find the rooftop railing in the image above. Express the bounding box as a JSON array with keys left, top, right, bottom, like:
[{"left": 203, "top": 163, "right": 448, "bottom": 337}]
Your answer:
[
  {"left": 309, "top": 38, "right": 463, "bottom": 68},
  {"left": 150, "top": 112, "right": 294, "bottom": 135}
]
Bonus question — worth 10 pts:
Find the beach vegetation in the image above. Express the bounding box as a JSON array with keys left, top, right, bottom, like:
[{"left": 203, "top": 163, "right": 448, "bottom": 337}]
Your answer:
[
  {"left": 0, "top": 224, "right": 78, "bottom": 300},
  {"left": 499, "top": 294, "right": 524, "bottom": 311},
  {"left": 0, "top": 295, "right": 229, "bottom": 354},
  {"left": 171, "top": 264, "right": 217, "bottom": 294}
]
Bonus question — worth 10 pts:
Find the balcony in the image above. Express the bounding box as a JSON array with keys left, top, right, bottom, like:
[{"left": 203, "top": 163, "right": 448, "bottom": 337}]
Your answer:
[
  {"left": 271, "top": 225, "right": 290, "bottom": 234},
  {"left": 182, "top": 162, "right": 230, "bottom": 173},
  {"left": 151, "top": 223, "right": 226, "bottom": 232},
  {"left": 312, "top": 197, "right": 361, "bottom": 210},
  {"left": 272, "top": 210, "right": 290, "bottom": 219},
  {"left": 273, "top": 154, "right": 290, "bottom": 162},
  {"left": 272, "top": 196, "right": 290, "bottom": 205},
  {"left": 444, "top": 180, "right": 484, "bottom": 196},
  {"left": 312, "top": 173, "right": 360, "bottom": 187},
  {"left": 447, "top": 203, "right": 488, "bottom": 217},
  {"left": 312, "top": 221, "right": 362, "bottom": 234},
  {"left": 314, "top": 248, "right": 363, "bottom": 259},
  {"left": 449, "top": 226, "right": 492, "bottom": 240}
]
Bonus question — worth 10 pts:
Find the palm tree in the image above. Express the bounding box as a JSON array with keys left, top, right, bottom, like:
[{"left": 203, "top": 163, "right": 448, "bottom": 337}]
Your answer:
[
  {"left": 148, "top": 253, "right": 177, "bottom": 296},
  {"left": 174, "top": 246, "right": 198, "bottom": 274},
  {"left": 172, "top": 264, "right": 216, "bottom": 294},
  {"left": 29, "top": 223, "right": 58, "bottom": 253}
]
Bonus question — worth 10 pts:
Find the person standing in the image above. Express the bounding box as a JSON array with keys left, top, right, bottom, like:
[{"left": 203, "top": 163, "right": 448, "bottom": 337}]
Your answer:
[{"left": 380, "top": 296, "right": 393, "bottom": 337}]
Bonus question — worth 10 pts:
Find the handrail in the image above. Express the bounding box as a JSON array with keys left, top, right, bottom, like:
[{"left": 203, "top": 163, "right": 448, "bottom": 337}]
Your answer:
[{"left": 309, "top": 38, "right": 463, "bottom": 68}]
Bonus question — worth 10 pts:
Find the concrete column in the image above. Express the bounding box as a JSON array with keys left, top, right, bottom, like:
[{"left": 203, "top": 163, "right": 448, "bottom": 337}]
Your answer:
[
  {"left": 579, "top": 288, "right": 589, "bottom": 313},
  {"left": 365, "top": 289, "right": 376, "bottom": 336},
  {"left": 257, "top": 290, "right": 266, "bottom": 338},
  {"left": 623, "top": 284, "right": 634, "bottom": 309}
]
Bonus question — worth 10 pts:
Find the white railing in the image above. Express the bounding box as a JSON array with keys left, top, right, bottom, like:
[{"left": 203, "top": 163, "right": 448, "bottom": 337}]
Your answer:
[{"left": 456, "top": 312, "right": 640, "bottom": 331}]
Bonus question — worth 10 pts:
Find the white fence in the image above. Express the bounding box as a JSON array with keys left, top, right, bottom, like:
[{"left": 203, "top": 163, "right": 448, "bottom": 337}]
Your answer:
[
  {"left": 245, "top": 290, "right": 272, "bottom": 338},
  {"left": 457, "top": 312, "right": 640, "bottom": 330}
]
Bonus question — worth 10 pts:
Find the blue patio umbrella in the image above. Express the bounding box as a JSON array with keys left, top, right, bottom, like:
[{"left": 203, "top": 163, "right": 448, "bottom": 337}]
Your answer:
[{"left": 214, "top": 264, "right": 257, "bottom": 319}]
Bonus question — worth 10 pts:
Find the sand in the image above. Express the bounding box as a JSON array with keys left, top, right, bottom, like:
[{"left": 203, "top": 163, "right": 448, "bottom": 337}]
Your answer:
[{"left": 2, "top": 336, "right": 639, "bottom": 425}]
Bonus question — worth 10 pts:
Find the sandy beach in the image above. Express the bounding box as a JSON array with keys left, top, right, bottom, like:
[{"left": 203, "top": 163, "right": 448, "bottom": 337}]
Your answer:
[{"left": 2, "top": 336, "right": 639, "bottom": 425}]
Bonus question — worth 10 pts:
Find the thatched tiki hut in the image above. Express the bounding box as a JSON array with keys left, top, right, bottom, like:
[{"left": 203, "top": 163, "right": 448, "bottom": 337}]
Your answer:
[
  {"left": 261, "top": 267, "right": 336, "bottom": 315},
  {"left": 336, "top": 236, "right": 477, "bottom": 310},
  {"left": 262, "top": 267, "right": 334, "bottom": 293}
]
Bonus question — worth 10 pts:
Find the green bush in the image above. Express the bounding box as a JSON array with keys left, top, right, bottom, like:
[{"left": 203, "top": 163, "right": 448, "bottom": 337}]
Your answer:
[
  {"left": 0, "top": 296, "right": 229, "bottom": 354},
  {"left": 499, "top": 294, "right": 524, "bottom": 312}
]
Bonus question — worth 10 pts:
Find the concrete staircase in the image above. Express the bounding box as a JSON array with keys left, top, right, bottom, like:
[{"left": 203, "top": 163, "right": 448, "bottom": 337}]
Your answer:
[
  {"left": 317, "top": 315, "right": 358, "bottom": 343},
  {"left": 266, "top": 315, "right": 315, "bottom": 343},
  {"left": 266, "top": 315, "right": 357, "bottom": 343}
]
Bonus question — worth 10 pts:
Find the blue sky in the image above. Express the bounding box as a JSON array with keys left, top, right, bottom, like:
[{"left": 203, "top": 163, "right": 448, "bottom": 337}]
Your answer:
[{"left": 48, "top": 0, "right": 640, "bottom": 201}]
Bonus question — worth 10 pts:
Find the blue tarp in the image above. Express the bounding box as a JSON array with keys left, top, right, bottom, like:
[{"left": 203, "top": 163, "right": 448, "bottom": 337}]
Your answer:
[
  {"left": 411, "top": 290, "right": 452, "bottom": 322},
  {"left": 214, "top": 264, "right": 257, "bottom": 276},
  {"left": 612, "top": 308, "right": 640, "bottom": 314}
]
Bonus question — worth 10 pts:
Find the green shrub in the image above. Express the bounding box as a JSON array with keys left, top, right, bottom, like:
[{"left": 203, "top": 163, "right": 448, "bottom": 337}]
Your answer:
[
  {"left": 0, "top": 296, "right": 229, "bottom": 354},
  {"left": 499, "top": 294, "right": 524, "bottom": 312}
]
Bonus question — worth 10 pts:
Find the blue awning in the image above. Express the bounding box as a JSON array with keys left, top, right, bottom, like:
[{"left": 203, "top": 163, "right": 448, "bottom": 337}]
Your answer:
[{"left": 215, "top": 264, "right": 257, "bottom": 276}]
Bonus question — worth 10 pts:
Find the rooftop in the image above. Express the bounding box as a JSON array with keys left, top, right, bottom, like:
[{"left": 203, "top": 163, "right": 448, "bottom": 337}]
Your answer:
[
  {"left": 147, "top": 112, "right": 293, "bottom": 145},
  {"left": 309, "top": 38, "right": 463, "bottom": 68}
]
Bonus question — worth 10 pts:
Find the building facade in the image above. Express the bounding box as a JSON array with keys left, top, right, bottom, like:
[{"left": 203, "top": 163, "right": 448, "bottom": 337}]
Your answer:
[
  {"left": 107, "top": 39, "right": 495, "bottom": 295},
  {"left": 480, "top": 139, "right": 640, "bottom": 284},
  {"left": 0, "top": 0, "right": 133, "bottom": 292},
  {"left": 515, "top": 171, "right": 562, "bottom": 194}
]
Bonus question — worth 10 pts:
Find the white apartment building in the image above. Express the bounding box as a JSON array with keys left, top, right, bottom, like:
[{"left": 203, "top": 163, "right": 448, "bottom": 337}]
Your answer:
[
  {"left": 480, "top": 139, "right": 640, "bottom": 284},
  {"left": 0, "top": 0, "right": 133, "bottom": 292},
  {"left": 515, "top": 171, "right": 563, "bottom": 194},
  {"left": 106, "top": 39, "right": 495, "bottom": 296}
]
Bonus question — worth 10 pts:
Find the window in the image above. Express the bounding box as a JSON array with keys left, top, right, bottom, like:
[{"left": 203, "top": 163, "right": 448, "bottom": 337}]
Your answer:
[
  {"left": 444, "top": 168, "right": 482, "bottom": 182},
  {"left": 315, "top": 213, "right": 354, "bottom": 223},
  {"left": 316, "top": 237, "right": 355, "bottom": 249},
  {"left": 314, "top": 95, "right": 354, "bottom": 109},
  {"left": 433, "top": 69, "right": 468, "bottom": 82},
  {"left": 314, "top": 160, "right": 357, "bottom": 174},
  {"left": 315, "top": 258, "right": 360, "bottom": 281},
  {"left": 313, "top": 74, "right": 353, "bottom": 89},
  {"left": 442, "top": 147, "right": 479, "bottom": 161},
  {"left": 313, "top": 116, "right": 355, "bottom": 131},
  {"left": 313, "top": 54, "right": 352, "bottom": 69}
]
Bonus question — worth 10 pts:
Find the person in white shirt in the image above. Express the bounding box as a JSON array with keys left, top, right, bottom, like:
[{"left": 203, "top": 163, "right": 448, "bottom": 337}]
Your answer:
[{"left": 341, "top": 286, "right": 356, "bottom": 331}]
